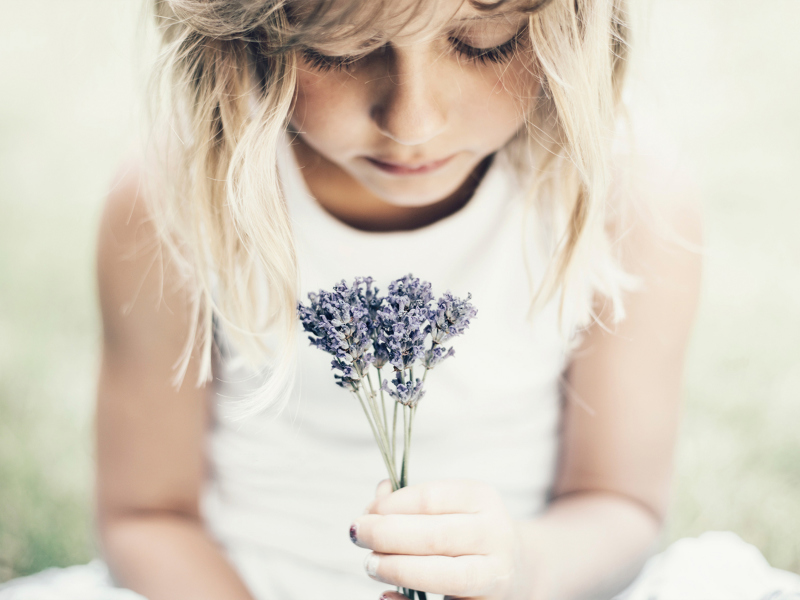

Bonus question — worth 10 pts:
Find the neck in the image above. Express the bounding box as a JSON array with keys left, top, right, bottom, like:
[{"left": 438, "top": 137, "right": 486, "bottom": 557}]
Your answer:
[{"left": 290, "top": 136, "right": 492, "bottom": 233}]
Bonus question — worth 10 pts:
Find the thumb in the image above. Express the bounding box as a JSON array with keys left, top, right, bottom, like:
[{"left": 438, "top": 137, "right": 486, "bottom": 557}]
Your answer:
[
  {"left": 375, "top": 478, "right": 393, "bottom": 500},
  {"left": 363, "top": 478, "right": 394, "bottom": 514}
]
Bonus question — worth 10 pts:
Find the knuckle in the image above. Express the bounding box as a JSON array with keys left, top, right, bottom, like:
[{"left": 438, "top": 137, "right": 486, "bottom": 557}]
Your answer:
[{"left": 418, "top": 485, "right": 436, "bottom": 514}]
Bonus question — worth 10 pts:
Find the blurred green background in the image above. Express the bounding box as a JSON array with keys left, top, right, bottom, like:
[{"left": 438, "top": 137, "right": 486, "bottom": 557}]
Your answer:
[{"left": 0, "top": 0, "right": 798, "bottom": 582}]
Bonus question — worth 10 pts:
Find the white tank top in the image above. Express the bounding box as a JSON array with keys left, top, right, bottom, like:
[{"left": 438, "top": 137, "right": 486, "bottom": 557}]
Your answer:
[{"left": 201, "top": 138, "right": 571, "bottom": 600}]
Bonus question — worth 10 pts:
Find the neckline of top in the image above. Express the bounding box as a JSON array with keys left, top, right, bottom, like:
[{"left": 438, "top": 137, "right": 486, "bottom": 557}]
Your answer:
[{"left": 278, "top": 134, "right": 520, "bottom": 243}]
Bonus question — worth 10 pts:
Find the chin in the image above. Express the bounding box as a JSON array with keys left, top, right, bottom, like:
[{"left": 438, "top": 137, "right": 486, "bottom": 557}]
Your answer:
[
  {"left": 356, "top": 166, "right": 477, "bottom": 208},
  {"left": 363, "top": 180, "right": 465, "bottom": 207}
]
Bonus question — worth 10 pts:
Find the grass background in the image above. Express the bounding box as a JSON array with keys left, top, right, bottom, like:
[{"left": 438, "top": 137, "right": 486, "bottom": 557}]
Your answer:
[{"left": 1, "top": 0, "right": 798, "bottom": 582}]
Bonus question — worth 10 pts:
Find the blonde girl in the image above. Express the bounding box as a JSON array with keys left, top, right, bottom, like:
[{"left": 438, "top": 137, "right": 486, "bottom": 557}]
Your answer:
[
  {"left": 2, "top": 0, "right": 710, "bottom": 599},
  {"left": 97, "top": 0, "right": 705, "bottom": 599}
]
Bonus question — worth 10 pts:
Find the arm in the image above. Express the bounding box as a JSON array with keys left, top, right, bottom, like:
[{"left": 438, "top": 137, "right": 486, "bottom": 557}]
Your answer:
[
  {"left": 516, "top": 195, "right": 704, "bottom": 600},
  {"left": 95, "top": 163, "right": 254, "bottom": 600},
  {"left": 350, "top": 175, "right": 703, "bottom": 600}
]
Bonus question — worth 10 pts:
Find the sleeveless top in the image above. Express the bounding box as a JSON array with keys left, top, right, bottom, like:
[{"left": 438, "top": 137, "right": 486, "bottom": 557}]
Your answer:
[{"left": 201, "top": 137, "right": 572, "bottom": 600}]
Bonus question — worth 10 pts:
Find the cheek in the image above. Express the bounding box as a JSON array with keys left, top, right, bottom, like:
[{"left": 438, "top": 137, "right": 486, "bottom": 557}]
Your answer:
[
  {"left": 290, "top": 71, "right": 368, "bottom": 152},
  {"left": 455, "top": 57, "right": 538, "bottom": 142}
]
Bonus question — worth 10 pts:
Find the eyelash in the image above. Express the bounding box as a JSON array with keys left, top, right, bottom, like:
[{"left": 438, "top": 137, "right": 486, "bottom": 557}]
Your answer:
[{"left": 301, "top": 33, "right": 520, "bottom": 73}]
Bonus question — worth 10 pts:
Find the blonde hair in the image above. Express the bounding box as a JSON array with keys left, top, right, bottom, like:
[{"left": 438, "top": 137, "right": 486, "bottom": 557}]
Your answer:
[{"left": 144, "top": 0, "right": 634, "bottom": 418}]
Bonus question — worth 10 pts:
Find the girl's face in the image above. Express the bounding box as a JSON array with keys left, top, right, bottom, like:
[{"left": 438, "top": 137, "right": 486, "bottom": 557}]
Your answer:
[{"left": 289, "top": 0, "right": 537, "bottom": 209}]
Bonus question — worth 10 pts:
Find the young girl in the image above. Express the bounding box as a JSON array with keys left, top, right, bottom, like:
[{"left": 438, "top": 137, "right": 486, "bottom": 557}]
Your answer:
[{"left": 5, "top": 0, "right": 795, "bottom": 599}]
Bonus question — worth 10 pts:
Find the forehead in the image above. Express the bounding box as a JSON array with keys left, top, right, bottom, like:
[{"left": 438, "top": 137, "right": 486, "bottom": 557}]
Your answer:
[{"left": 284, "top": 0, "right": 539, "bottom": 49}]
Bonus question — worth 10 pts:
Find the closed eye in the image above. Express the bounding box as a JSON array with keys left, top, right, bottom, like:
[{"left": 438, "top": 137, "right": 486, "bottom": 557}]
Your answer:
[
  {"left": 448, "top": 30, "right": 522, "bottom": 65},
  {"left": 300, "top": 30, "right": 523, "bottom": 73},
  {"left": 300, "top": 47, "right": 360, "bottom": 73}
]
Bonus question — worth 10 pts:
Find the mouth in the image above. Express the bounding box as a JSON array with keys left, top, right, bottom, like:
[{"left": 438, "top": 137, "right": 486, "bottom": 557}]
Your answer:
[{"left": 363, "top": 154, "right": 455, "bottom": 176}]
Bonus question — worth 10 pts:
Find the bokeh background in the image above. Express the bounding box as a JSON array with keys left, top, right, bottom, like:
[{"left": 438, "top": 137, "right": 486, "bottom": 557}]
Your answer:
[{"left": 1, "top": 0, "right": 798, "bottom": 582}]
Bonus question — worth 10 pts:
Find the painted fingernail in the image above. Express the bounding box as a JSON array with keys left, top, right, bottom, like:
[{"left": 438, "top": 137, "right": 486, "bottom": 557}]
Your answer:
[
  {"left": 364, "top": 553, "right": 380, "bottom": 578},
  {"left": 349, "top": 523, "right": 358, "bottom": 544}
]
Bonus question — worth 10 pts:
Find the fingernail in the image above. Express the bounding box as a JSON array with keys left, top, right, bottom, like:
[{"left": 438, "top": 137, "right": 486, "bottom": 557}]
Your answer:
[
  {"left": 364, "top": 553, "right": 380, "bottom": 578},
  {"left": 349, "top": 523, "right": 358, "bottom": 544},
  {"left": 379, "top": 595, "right": 390, "bottom": 600}
]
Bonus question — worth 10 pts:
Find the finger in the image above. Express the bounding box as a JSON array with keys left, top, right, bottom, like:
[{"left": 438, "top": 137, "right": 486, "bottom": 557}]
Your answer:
[
  {"left": 352, "top": 513, "right": 490, "bottom": 556},
  {"left": 369, "top": 479, "right": 496, "bottom": 515},
  {"left": 364, "top": 552, "right": 502, "bottom": 598},
  {"left": 365, "top": 479, "right": 395, "bottom": 514},
  {"left": 376, "top": 478, "right": 393, "bottom": 500},
  {"left": 378, "top": 592, "right": 406, "bottom": 600}
]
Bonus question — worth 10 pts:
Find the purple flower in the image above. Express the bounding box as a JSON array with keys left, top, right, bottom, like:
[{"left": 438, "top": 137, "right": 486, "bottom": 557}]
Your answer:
[
  {"left": 298, "top": 275, "right": 477, "bottom": 393},
  {"left": 427, "top": 291, "right": 477, "bottom": 345},
  {"left": 381, "top": 373, "right": 426, "bottom": 407},
  {"left": 422, "top": 345, "right": 455, "bottom": 369},
  {"left": 376, "top": 274, "right": 433, "bottom": 372},
  {"left": 297, "top": 278, "right": 376, "bottom": 390}
]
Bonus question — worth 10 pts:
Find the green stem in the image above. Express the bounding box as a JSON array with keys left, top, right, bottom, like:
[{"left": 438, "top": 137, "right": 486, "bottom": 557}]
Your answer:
[
  {"left": 392, "top": 400, "right": 399, "bottom": 466},
  {"left": 361, "top": 385, "right": 389, "bottom": 455},
  {"left": 376, "top": 368, "right": 389, "bottom": 437},
  {"left": 366, "top": 371, "right": 387, "bottom": 437},
  {"left": 405, "top": 404, "right": 412, "bottom": 486},
  {"left": 354, "top": 389, "right": 399, "bottom": 490},
  {"left": 400, "top": 404, "right": 408, "bottom": 488}
]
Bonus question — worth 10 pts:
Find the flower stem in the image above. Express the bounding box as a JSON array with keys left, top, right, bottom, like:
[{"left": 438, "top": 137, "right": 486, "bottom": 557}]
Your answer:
[
  {"left": 365, "top": 372, "right": 390, "bottom": 456},
  {"left": 354, "top": 389, "right": 399, "bottom": 490},
  {"left": 392, "top": 400, "right": 399, "bottom": 466},
  {"left": 406, "top": 404, "right": 413, "bottom": 486},
  {"left": 363, "top": 386, "right": 391, "bottom": 459},
  {"left": 401, "top": 404, "right": 411, "bottom": 488},
  {"left": 374, "top": 368, "right": 389, "bottom": 437}
]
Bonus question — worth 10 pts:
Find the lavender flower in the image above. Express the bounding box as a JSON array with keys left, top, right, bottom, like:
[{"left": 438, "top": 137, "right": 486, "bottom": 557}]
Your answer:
[
  {"left": 422, "top": 344, "right": 455, "bottom": 369},
  {"left": 427, "top": 291, "right": 478, "bottom": 345},
  {"left": 377, "top": 274, "right": 434, "bottom": 372},
  {"left": 382, "top": 373, "right": 426, "bottom": 407},
  {"left": 297, "top": 278, "right": 375, "bottom": 390}
]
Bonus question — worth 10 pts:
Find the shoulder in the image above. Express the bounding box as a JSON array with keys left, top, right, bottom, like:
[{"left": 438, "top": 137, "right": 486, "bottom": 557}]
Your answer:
[
  {"left": 96, "top": 157, "right": 198, "bottom": 372},
  {"left": 610, "top": 112, "right": 704, "bottom": 300},
  {"left": 570, "top": 112, "right": 705, "bottom": 367}
]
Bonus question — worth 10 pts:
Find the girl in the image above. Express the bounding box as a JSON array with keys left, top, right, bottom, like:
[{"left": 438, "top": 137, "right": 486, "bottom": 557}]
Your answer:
[{"left": 7, "top": 0, "right": 787, "bottom": 599}]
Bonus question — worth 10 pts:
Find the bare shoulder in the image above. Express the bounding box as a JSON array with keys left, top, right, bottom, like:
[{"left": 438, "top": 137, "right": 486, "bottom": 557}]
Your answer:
[
  {"left": 97, "top": 158, "right": 195, "bottom": 362},
  {"left": 611, "top": 115, "right": 704, "bottom": 312}
]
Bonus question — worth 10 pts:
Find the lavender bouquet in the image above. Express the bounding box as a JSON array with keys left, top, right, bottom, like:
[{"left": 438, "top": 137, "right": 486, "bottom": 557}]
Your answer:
[{"left": 297, "top": 274, "right": 477, "bottom": 600}]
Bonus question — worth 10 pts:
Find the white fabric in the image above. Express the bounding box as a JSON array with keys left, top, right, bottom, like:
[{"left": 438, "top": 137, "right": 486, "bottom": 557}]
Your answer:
[
  {"left": 3, "top": 533, "right": 799, "bottom": 599},
  {"left": 614, "top": 532, "right": 800, "bottom": 600},
  {"left": 200, "top": 138, "right": 568, "bottom": 599}
]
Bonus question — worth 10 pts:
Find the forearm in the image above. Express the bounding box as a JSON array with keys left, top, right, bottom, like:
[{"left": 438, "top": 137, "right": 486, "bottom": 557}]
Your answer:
[
  {"left": 99, "top": 511, "right": 255, "bottom": 600},
  {"left": 515, "top": 491, "right": 662, "bottom": 600}
]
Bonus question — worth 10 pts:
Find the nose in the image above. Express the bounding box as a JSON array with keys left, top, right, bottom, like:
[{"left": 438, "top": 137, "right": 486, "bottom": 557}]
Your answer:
[{"left": 369, "top": 45, "right": 447, "bottom": 146}]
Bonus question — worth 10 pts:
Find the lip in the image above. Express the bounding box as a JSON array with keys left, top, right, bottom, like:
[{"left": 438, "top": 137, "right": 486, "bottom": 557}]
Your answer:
[{"left": 363, "top": 154, "right": 455, "bottom": 176}]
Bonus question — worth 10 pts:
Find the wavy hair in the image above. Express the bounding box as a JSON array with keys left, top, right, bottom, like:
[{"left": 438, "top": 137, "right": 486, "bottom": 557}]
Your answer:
[{"left": 144, "top": 0, "right": 634, "bottom": 418}]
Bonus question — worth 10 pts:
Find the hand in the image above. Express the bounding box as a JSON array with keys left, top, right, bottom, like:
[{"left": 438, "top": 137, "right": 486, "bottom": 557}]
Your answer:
[{"left": 350, "top": 479, "right": 524, "bottom": 600}]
